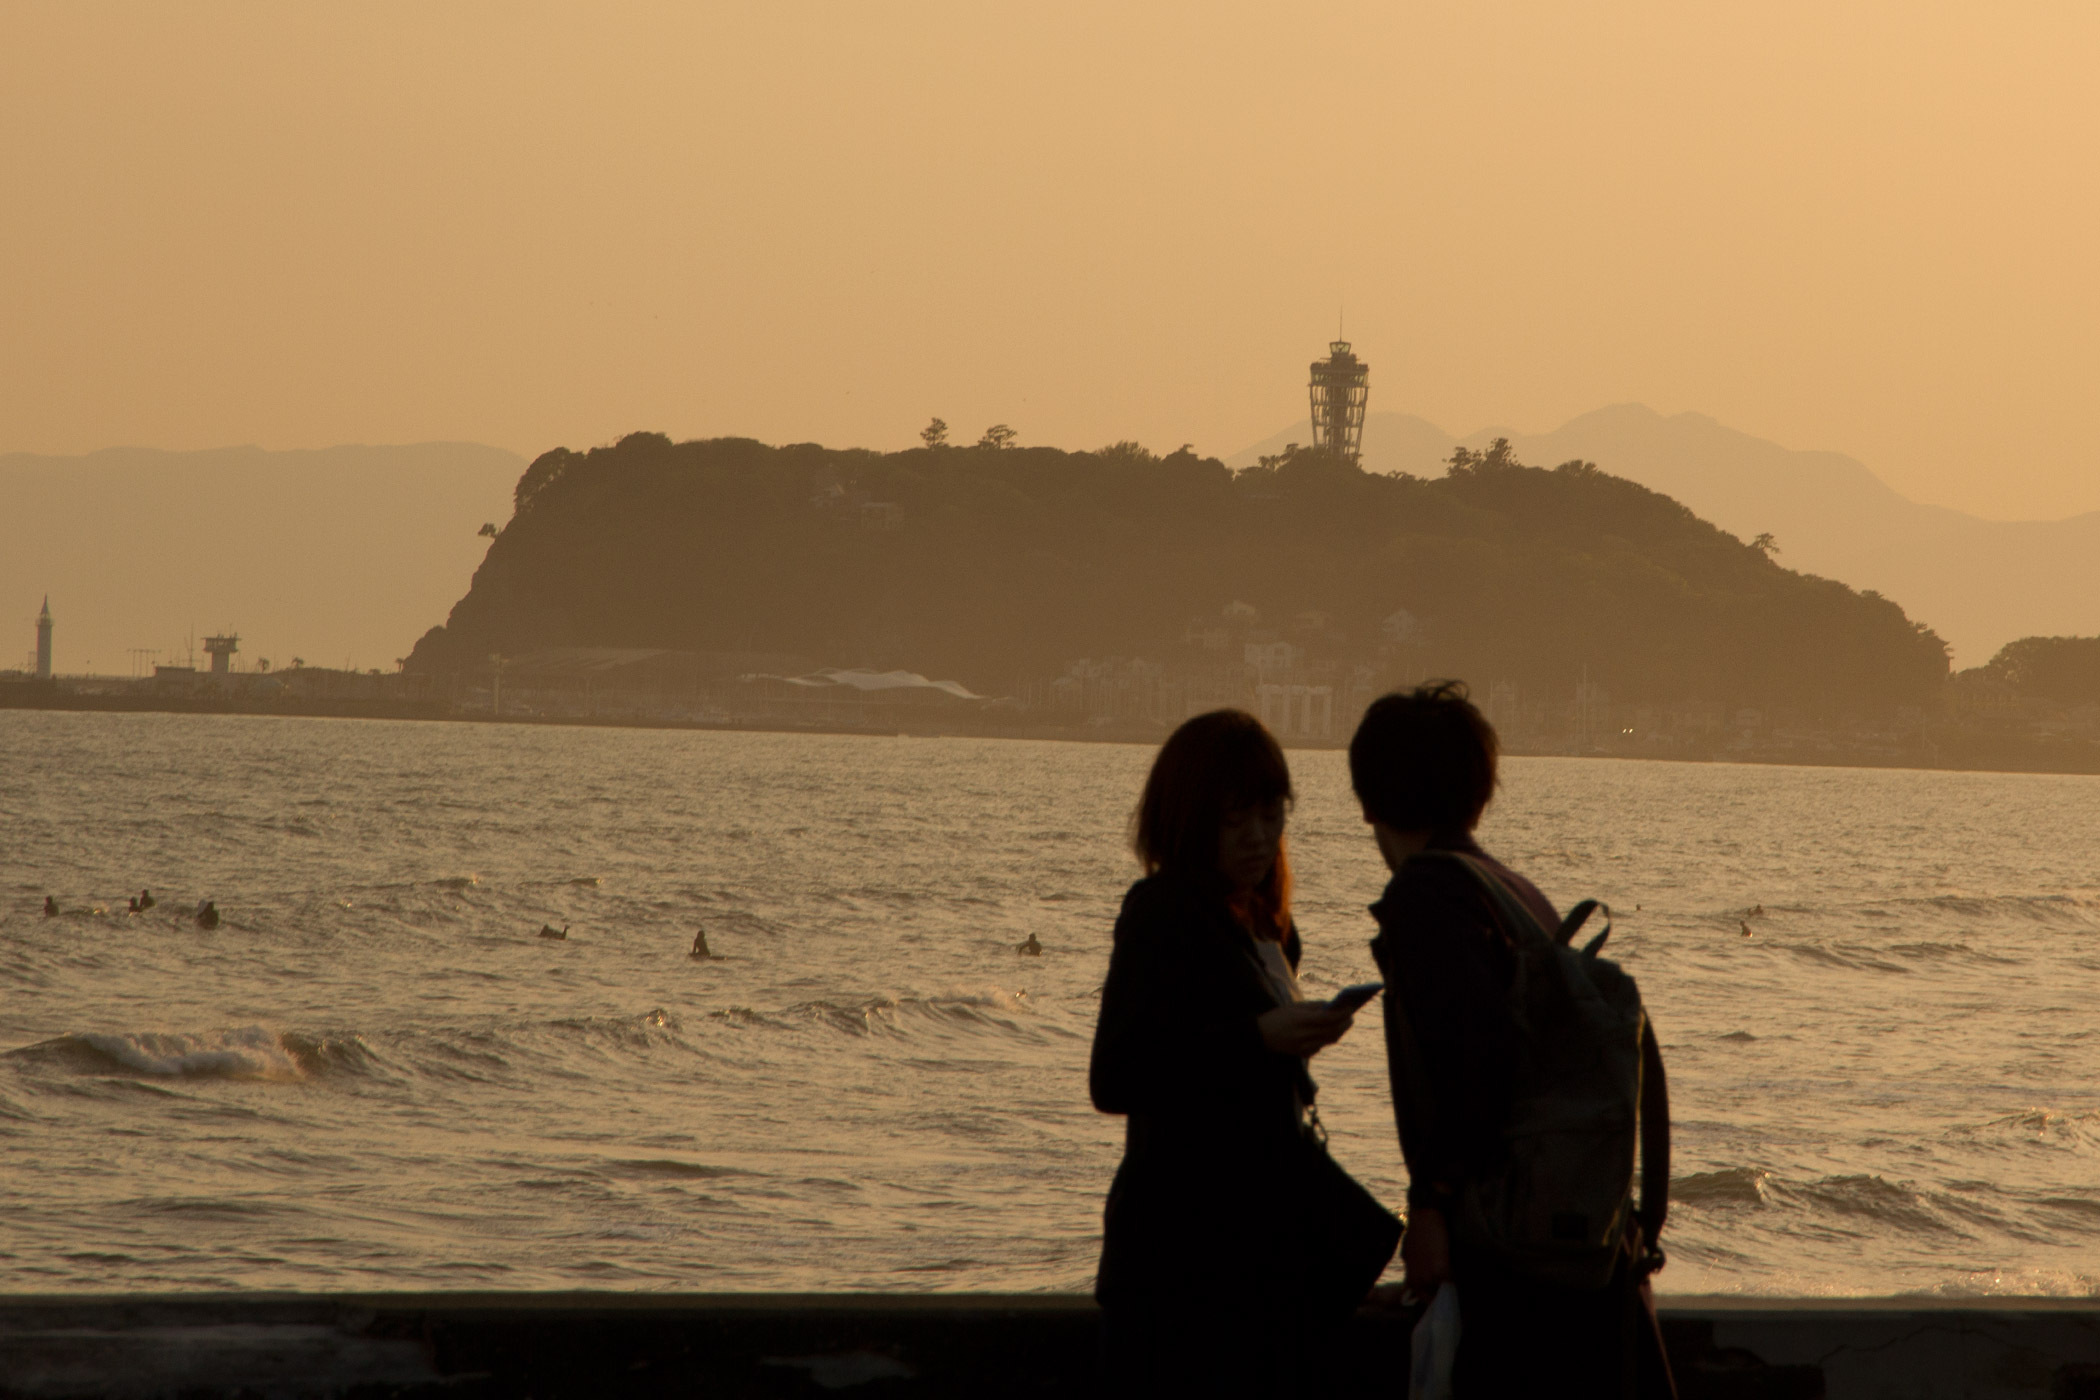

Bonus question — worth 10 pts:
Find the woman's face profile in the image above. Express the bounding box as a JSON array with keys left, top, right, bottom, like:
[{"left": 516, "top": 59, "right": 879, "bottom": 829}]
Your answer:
[{"left": 1216, "top": 798, "right": 1287, "bottom": 891}]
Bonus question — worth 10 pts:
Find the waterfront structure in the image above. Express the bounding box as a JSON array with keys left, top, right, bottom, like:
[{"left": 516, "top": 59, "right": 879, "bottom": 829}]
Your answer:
[
  {"left": 203, "top": 634, "right": 240, "bottom": 675},
  {"left": 1257, "top": 682, "right": 1335, "bottom": 740},
  {"left": 1308, "top": 340, "right": 1370, "bottom": 464},
  {"left": 35, "top": 597, "right": 52, "bottom": 678},
  {"left": 1242, "top": 639, "right": 1302, "bottom": 678}
]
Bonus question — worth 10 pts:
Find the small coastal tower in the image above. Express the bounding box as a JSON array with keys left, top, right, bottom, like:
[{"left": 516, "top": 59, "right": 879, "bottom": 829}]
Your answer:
[
  {"left": 35, "top": 597, "right": 52, "bottom": 678},
  {"left": 203, "top": 633, "right": 240, "bottom": 675},
  {"left": 1308, "top": 340, "right": 1370, "bottom": 465}
]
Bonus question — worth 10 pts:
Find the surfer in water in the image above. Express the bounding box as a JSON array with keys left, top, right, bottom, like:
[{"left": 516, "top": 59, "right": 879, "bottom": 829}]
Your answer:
[
  {"left": 539, "top": 923, "right": 568, "bottom": 940},
  {"left": 137, "top": 889, "right": 156, "bottom": 912},
  {"left": 42, "top": 895, "right": 58, "bottom": 917},
  {"left": 691, "top": 927, "right": 715, "bottom": 959},
  {"left": 194, "top": 900, "right": 220, "bottom": 930},
  {"left": 1017, "top": 932, "right": 1042, "bottom": 956}
]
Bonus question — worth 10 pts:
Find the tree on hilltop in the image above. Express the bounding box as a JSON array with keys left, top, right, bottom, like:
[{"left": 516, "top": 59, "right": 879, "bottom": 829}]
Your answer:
[
  {"left": 1096, "top": 441, "right": 1158, "bottom": 465},
  {"left": 1446, "top": 437, "right": 1524, "bottom": 476},
  {"left": 977, "top": 424, "right": 1017, "bottom": 450},
  {"left": 1975, "top": 634, "right": 2100, "bottom": 703},
  {"left": 921, "top": 418, "right": 949, "bottom": 449}
]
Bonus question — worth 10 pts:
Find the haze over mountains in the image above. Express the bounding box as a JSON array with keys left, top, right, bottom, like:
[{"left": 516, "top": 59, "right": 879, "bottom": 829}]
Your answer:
[
  {"left": 3, "top": 444, "right": 521, "bottom": 676},
  {"left": 12, "top": 409, "right": 2088, "bottom": 677},
  {"left": 1231, "top": 407, "right": 2100, "bottom": 667}
]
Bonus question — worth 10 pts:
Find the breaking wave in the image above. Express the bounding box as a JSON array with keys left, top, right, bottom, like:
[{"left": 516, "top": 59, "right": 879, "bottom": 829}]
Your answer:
[
  {"left": 1948, "top": 1108, "right": 2100, "bottom": 1153},
  {"left": 8, "top": 1027, "right": 381, "bottom": 1082},
  {"left": 758, "top": 990, "right": 1072, "bottom": 1042},
  {"left": 1670, "top": 1163, "right": 2100, "bottom": 1244}
]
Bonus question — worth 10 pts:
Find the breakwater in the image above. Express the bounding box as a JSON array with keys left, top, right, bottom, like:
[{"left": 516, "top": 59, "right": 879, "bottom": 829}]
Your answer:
[
  {"left": 8, "top": 675, "right": 2098, "bottom": 775},
  {"left": 0, "top": 1294, "right": 2096, "bottom": 1398}
]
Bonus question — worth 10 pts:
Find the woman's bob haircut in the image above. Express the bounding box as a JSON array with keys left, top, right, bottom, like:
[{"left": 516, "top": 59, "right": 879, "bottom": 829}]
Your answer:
[{"left": 1131, "top": 709, "right": 1295, "bottom": 930}]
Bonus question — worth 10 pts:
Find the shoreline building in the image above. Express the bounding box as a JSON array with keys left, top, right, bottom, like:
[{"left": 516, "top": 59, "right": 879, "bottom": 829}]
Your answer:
[
  {"left": 35, "top": 597, "right": 52, "bottom": 679},
  {"left": 1308, "top": 340, "right": 1370, "bottom": 464}
]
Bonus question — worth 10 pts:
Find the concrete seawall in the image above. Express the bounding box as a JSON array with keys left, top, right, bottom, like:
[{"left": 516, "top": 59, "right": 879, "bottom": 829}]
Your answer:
[{"left": 0, "top": 1294, "right": 2095, "bottom": 1398}]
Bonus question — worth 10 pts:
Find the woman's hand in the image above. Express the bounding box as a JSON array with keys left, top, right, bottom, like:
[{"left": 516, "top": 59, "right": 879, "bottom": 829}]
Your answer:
[
  {"left": 1401, "top": 1205, "right": 1452, "bottom": 1294},
  {"left": 1256, "top": 1001, "right": 1355, "bottom": 1057}
]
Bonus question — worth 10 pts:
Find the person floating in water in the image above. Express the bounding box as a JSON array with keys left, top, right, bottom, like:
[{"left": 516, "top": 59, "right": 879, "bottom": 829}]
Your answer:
[
  {"left": 42, "top": 895, "right": 59, "bottom": 917},
  {"left": 539, "top": 923, "right": 568, "bottom": 940},
  {"left": 194, "top": 900, "right": 220, "bottom": 930},
  {"left": 690, "top": 927, "right": 713, "bottom": 959},
  {"left": 1017, "top": 932, "right": 1042, "bottom": 956}
]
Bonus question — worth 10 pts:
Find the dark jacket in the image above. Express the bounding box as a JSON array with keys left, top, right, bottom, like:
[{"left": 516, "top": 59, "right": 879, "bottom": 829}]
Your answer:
[
  {"left": 1090, "top": 872, "right": 1312, "bottom": 1310},
  {"left": 1370, "top": 840, "right": 1676, "bottom": 1398},
  {"left": 1368, "top": 836, "right": 1557, "bottom": 1211}
]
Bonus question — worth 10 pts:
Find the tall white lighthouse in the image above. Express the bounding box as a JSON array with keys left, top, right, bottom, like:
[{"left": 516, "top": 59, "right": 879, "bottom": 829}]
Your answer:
[{"left": 35, "top": 597, "right": 52, "bottom": 678}]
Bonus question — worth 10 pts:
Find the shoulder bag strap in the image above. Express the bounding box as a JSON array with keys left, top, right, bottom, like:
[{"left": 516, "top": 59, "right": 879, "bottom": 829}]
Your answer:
[{"left": 1636, "top": 1015, "right": 1671, "bottom": 1273}]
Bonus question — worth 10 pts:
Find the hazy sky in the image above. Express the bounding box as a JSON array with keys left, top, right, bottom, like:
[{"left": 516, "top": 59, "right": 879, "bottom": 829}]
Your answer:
[{"left": 5, "top": 3, "right": 2096, "bottom": 520}]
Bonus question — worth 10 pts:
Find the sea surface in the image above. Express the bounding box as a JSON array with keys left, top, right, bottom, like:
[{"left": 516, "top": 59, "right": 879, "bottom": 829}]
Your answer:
[{"left": 3, "top": 710, "right": 2098, "bottom": 1297}]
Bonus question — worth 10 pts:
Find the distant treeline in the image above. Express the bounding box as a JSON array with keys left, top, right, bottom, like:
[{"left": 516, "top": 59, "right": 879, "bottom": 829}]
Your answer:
[
  {"left": 1963, "top": 634, "right": 2100, "bottom": 704},
  {"left": 408, "top": 432, "right": 1951, "bottom": 715}
]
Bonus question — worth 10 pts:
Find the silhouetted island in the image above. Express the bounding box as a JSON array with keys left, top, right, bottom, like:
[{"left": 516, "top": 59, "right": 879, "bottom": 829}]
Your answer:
[{"left": 404, "top": 432, "right": 1955, "bottom": 755}]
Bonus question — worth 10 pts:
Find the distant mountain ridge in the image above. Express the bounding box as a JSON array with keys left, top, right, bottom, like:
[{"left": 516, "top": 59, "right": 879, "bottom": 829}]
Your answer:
[
  {"left": 1230, "top": 406, "right": 2100, "bottom": 666},
  {"left": 3, "top": 443, "right": 523, "bottom": 674}
]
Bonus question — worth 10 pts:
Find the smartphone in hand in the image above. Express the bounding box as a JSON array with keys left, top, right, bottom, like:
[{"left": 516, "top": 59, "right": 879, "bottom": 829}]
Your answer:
[{"left": 1328, "top": 981, "right": 1384, "bottom": 1013}]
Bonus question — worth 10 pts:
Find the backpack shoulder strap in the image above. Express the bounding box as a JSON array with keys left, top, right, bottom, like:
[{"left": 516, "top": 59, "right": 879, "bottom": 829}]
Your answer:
[
  {"left": 1557, "top": 899, "right": 1613, "bottom": 954},
  {"left": 1411, "top": 849, "right": 1552, "bottom": 947}
]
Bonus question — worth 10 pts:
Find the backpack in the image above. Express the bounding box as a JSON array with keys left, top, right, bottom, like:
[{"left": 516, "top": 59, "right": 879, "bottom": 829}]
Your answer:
[{"left": 1381, "top": 851, "right": 1670, "bottom": 1290}]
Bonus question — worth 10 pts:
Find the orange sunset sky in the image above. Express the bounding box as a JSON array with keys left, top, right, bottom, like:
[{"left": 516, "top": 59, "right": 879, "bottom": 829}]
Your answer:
[{"left": 3, "top": 2, "right": 2096, "bottom": 520}]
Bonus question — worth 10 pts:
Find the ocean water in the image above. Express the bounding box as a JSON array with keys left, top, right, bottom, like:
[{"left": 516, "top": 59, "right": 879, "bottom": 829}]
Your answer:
[{"left": 2, "top": 709, "right": 2097, "bottom": 1298}]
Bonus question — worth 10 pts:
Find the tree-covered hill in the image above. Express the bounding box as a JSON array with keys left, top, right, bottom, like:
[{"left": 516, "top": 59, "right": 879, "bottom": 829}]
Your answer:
[
  {"left": 1963, "top": 634, "right": 2100, "bottom": 704},
  {"left": 406, "top": 432, "right": 1950, "bottom": 716}
]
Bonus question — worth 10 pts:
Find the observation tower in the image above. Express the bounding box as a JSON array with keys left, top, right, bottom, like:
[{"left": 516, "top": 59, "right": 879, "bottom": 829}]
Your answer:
[
  {"left": 1308, "top": 340, "right": 1369, "bottom": 465},
  {"left": 203, "top": 634, "right": 240, "bottom": 675}
]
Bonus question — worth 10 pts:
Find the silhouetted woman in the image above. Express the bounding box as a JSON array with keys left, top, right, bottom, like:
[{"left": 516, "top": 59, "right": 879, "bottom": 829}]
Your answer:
[{"left": 1090, "top": 709, "right": 1397, "bottom": 1397}]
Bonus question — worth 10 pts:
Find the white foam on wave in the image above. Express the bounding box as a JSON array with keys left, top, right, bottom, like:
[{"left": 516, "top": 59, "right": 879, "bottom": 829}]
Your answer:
[{"left": 79, "top": 1026, "right": 309, "bottom": 1081}]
